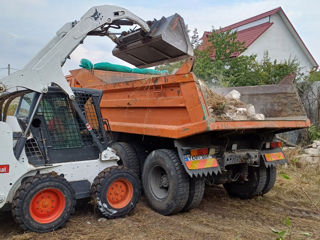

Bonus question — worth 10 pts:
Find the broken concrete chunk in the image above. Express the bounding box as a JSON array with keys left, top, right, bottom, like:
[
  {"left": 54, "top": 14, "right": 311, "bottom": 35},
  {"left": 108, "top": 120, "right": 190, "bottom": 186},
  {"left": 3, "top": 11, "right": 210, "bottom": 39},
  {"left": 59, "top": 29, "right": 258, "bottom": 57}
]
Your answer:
[
  {"left": 253, "top": 113, "right": 265, "bottom": 120},
  {"left": 236, "top": 108, "right": 247, "bottom": 114},
  {"left": 304, "top": 148, "right": 320, "bottom": 156},
  {"left": 314, "top": 140, "right": 320, "bottom": 147},
  {"left": 225, "top": 111, "right": 248, "bottom": 120},
  {"left": 246, "top": 104, "right": 256, "bottom": 116},
  {"left": 225, "top": 90, "right": 241, "bottom": 100}
]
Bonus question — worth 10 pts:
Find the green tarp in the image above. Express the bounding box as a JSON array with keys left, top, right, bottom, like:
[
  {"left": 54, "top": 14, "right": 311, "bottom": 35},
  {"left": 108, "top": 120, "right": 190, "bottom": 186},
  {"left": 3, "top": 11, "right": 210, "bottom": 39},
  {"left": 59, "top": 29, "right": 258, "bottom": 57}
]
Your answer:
[{"left": 79, "top": 58, "right": 167, "bottom": 75}]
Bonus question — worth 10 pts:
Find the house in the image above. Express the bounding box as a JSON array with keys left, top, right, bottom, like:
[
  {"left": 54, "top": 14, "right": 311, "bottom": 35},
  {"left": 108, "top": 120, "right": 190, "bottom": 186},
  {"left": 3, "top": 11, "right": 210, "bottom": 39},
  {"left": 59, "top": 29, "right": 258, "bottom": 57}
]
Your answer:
[{"left": 201, "top": 7, "right": 318, "bottom": 74}]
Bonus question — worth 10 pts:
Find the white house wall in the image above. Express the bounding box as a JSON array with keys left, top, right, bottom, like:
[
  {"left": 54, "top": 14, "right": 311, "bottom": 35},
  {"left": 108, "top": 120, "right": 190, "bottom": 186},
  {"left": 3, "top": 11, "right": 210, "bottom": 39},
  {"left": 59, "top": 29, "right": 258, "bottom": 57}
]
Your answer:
[{"left": 240, "top": 13, "right": 314, "bottom": 74}]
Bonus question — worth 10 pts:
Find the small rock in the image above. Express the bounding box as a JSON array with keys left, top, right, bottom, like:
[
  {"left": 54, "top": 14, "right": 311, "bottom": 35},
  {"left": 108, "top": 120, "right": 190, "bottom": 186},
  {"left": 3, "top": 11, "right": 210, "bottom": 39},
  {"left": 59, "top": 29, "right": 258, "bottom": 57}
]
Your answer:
[
  {"left": 304, "top": 148, "right": 320, "bottom": 156},
  {"left": 253, "top": 113, "right": 265, "bottom": 120},
  {"left": 236, "top": 108, "right": 247, "bottom": 114},
  {"left": 87, "top": 221, "right": 91, "bottom": 225},
  {"left": 246, "top": 104, "right": 256, "bottom": 116},
  {"left": 225, "top": 90, "right": 241, "bottom": 100},
  {"left": 312, "top": 143, "right": 317, "bottom": 148},
  {"left": 98, "top": 218, "right": 107, "bottom": 222},
  {"left": 314, "top": 140, "right": 320, "bottom": 146}
]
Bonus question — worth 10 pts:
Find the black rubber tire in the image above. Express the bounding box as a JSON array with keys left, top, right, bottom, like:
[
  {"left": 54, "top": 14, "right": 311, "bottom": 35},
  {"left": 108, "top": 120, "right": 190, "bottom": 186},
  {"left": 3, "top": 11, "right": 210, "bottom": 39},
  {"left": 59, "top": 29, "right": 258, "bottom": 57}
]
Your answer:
[
  {"left": 262, "top": 166, "right": 277, "bottom": 195},
  {"left": 111, "top": 142, "right": 140, "bottom": 177},
  {"left": 223, "top": 165, "right": 267, "bottom": 199},
  {"left": 142, "top": 149, "right": 189, "bottom": 215},
  {"left": 130, "top": 142, "right": 148, "bottom": 173},
  {"left": 182, "top": 177, "right": 205, "bottom": 212},
  {"left": 91, "top": 166, "right": 141, "bottom": 219},
  {"left": 11, "top": 174, "right": 76, "bottom": 233}
]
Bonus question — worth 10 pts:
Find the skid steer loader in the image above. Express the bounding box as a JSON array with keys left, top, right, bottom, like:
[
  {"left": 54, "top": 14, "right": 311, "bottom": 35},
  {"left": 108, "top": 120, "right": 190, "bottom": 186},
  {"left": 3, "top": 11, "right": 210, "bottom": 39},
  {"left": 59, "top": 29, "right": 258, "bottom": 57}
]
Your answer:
[{"left": 0, "top": 5, "right": 192, "bottom": 232}]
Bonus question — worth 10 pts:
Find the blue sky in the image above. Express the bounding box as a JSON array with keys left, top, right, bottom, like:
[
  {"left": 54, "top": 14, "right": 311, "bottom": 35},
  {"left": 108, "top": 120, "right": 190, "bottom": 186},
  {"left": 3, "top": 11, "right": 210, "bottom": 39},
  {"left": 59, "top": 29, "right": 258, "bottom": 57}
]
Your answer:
[{"left": 0, "top": 0, "right": 319, "bottom": 77}]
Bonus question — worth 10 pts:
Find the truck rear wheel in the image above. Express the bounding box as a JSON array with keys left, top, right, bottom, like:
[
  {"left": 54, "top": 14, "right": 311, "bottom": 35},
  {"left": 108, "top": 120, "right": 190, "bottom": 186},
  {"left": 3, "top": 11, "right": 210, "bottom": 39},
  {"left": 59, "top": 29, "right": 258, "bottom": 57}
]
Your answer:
[
  {"left": 12, "top": 174, "right": 76, "bottom": 233},
  {"left": 183, "top": 177, "right": 205, "bottom": 212},
  {"left": 111, "top": 142, "right": 140, "bottom": 177},
  {"left": 91, "top": 166, "right": 141, "bottom": 219},
  {"left": 223, "top": 165, "right": 267, "bottom": 199},
  {"left": 262, "top": 166, "right": 277, "bottom": 195},
  {"left": 142, "top": 149, "right": 189, "bottom": 215}
]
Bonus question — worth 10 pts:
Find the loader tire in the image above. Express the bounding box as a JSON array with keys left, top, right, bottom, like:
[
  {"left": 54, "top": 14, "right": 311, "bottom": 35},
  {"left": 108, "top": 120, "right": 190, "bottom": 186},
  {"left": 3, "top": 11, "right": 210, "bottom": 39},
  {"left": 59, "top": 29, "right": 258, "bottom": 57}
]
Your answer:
[
  {"left": 142, "top": 149, "right": 189, "bottom": 215},
  {"left": 111, "top": 142, "right": 140, "bottom": 177},
  {"left": 262, "top": 166, "right": 277, "bottom": 195},
  {"left": 12, "top": 173, "right": 76, "bottom": 233},
  {"left": 91, "top": 166, "right": 141, "bottom": 219},
  {"left": 223, "top": 165, "right": 267, "bottom": 199},
  {"left": 182, "top": 177, "right": 205, "bottom": 212}
]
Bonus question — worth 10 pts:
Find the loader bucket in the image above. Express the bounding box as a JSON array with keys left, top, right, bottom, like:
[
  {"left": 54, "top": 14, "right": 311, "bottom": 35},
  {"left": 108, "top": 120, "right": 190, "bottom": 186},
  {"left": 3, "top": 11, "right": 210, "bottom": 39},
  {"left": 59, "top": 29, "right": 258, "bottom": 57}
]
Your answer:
[{"left": 112, "top": 14, "right": 193, "bottom": 68}]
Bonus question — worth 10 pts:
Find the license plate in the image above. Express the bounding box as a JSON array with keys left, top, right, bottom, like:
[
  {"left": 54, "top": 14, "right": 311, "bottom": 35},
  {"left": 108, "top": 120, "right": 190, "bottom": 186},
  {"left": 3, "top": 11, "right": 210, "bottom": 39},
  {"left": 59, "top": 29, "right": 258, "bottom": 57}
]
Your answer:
[{"left": 264, "top": 152, "right": 285, "bottom": 162}]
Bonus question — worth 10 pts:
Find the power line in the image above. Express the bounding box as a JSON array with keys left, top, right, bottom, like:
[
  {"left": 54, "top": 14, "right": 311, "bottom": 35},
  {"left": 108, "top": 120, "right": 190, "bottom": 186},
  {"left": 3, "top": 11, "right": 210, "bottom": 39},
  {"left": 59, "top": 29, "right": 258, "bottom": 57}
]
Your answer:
[{"left": 0, "top": 65, "right": 21, "bottom": 75}]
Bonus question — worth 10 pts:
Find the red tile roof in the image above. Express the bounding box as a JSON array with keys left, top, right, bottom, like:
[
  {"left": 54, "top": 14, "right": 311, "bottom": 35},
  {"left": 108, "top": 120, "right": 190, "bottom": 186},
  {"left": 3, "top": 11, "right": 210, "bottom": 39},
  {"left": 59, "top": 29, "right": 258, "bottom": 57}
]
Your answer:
[
  {"left": 221, "top": 7, "right": 280, "bottom": 31},
  {"left": 204, "top": 22, "right": 273, "bottom": 58},
  {"left": 201, "top": 7, "right": 318, "bottom": 68}
]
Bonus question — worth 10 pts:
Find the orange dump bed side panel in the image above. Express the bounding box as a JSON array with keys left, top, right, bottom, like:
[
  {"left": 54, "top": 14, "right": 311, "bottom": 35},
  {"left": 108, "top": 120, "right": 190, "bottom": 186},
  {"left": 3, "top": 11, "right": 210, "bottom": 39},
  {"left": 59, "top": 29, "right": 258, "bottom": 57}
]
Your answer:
[{"left": 68, "top": 69, "right": 310, "bottom": 139}]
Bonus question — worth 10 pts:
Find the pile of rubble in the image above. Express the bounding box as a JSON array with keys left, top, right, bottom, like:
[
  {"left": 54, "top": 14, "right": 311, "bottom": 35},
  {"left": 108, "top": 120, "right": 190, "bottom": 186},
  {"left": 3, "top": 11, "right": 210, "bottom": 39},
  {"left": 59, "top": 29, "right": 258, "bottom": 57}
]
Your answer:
[
  {"left": 198, "top": 80, "right": 265, "bottom": 121},
  {"left": 298, "top": 140, "right": 320, "bottom": 164}
]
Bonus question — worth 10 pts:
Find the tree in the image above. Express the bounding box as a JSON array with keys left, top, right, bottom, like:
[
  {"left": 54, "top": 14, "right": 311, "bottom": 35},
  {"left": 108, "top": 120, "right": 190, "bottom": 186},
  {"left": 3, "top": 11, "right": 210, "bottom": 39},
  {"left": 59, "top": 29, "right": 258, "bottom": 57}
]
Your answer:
[
  {"left": 193, "top": 28, "right": 301, "bottom": 87},
  {"left": 308, "top": 70, "right": 320, "bottom": 82},
  {"left": 207, "top": 28, "right": 247, "bottom": 60},
  {"left": 190, "top": 28, "right": 200, "bottom": 49}
]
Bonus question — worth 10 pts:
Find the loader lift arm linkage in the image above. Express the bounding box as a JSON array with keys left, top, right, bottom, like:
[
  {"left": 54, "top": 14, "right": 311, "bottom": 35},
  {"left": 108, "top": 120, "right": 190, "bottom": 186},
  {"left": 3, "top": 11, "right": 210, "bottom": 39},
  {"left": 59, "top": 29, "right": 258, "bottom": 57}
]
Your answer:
[{"left": 0, "top": 5, "right": 152, "bottom": 99}]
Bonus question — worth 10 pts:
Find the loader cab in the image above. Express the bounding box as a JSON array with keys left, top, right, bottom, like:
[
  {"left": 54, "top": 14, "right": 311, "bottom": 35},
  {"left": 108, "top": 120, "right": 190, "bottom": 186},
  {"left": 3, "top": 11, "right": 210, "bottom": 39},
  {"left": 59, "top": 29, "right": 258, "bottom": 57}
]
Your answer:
[{"left": 15, "top": 87, "right": 108, "bottom": 166}]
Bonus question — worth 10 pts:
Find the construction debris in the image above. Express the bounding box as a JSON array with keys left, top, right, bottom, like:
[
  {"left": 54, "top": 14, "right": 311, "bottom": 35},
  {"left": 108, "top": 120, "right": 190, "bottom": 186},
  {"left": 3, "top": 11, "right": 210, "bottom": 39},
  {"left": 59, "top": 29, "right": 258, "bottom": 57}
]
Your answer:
[
  {"left": 198, "top": 80, "right": 265, "bottom": 121},
  {"left": 297, "top": 140, "right": 320, "bottom": 165}
]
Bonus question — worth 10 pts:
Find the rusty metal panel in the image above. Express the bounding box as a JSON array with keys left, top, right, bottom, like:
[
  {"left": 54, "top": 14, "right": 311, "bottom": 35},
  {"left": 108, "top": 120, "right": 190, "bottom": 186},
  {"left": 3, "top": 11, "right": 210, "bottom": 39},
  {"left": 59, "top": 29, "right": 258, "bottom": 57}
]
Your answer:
[{"left": 211, "top": 81, "right": 307, "bottom": 119}]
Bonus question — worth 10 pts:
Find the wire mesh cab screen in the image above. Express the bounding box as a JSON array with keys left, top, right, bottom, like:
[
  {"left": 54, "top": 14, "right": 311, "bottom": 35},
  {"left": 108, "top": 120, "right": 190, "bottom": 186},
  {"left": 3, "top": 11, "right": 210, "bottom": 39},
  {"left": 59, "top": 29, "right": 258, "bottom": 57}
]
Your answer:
[{"left": 37, "top": 92, "right": 102, "bottom": 150}]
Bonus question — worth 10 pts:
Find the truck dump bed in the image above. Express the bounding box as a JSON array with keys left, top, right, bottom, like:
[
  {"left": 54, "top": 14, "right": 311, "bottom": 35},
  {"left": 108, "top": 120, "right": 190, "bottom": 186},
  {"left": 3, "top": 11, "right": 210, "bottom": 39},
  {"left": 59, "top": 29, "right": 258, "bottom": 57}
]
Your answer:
[{"left": 67, "top": 61, "right": 310, "bottom": 139}]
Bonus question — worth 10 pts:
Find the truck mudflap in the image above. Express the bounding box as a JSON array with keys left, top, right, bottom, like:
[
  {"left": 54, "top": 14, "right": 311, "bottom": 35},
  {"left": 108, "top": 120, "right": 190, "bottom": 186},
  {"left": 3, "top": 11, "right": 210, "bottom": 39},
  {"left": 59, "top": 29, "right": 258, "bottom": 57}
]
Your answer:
[
  {"left": 261, "top": 148, "right": 288, "bottom": 167},
  {"left": 175, "top": 141, "right": 221, "bottom": 177}
]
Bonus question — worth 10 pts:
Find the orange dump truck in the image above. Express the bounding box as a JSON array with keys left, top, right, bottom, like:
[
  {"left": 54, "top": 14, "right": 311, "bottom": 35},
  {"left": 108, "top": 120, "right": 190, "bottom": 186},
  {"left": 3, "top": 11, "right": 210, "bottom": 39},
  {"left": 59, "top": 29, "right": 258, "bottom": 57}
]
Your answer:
[{"left": 67, "top": 59, "right": 310, "bottom": 215}]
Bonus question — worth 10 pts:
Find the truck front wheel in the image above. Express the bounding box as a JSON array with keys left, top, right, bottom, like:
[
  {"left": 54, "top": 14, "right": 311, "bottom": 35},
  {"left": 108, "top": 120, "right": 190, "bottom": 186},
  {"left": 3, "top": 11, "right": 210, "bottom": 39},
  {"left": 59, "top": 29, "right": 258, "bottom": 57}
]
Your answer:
[
  {"left": 142, "top": 149, "right": 189, "bottom": 215},
  {"left": 223, "top": 165, "right": 267, "bottom": 199},
  {"left": 111, "top": 142, "right": 140, "bottom": 177}
]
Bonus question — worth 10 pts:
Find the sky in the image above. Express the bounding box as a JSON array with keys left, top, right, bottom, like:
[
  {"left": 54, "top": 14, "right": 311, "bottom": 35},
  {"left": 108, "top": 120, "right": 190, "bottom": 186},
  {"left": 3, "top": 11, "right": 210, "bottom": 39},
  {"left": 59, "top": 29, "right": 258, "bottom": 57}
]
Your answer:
[{"left": 0, "top": 0, "right": 319, "bottom": 77}]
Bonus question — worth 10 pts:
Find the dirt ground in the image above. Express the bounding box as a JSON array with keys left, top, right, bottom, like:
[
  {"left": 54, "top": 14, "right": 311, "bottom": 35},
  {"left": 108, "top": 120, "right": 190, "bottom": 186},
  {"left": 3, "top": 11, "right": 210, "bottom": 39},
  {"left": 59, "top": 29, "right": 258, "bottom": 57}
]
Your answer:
[{"left": 1, "top": 149, "right": 319, "bottom": 240}]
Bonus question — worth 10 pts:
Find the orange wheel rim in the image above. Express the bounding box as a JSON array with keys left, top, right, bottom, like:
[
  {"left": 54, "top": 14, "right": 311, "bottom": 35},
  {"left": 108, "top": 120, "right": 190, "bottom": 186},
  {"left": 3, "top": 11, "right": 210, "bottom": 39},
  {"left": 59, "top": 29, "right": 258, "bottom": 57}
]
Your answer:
[
  {"left": 29, "top": 188, "right": 65, "bottom": 224},
  {"left": 107, "top": 178, "right": 133, "bottom": 209}
]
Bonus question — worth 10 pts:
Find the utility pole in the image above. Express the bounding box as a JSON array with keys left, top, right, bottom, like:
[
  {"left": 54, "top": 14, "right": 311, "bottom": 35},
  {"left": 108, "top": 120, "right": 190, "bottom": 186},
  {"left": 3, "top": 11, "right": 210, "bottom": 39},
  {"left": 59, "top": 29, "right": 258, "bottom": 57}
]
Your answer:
[{"left": 8, "top": 64, "right": 10, "bottom": 76}]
